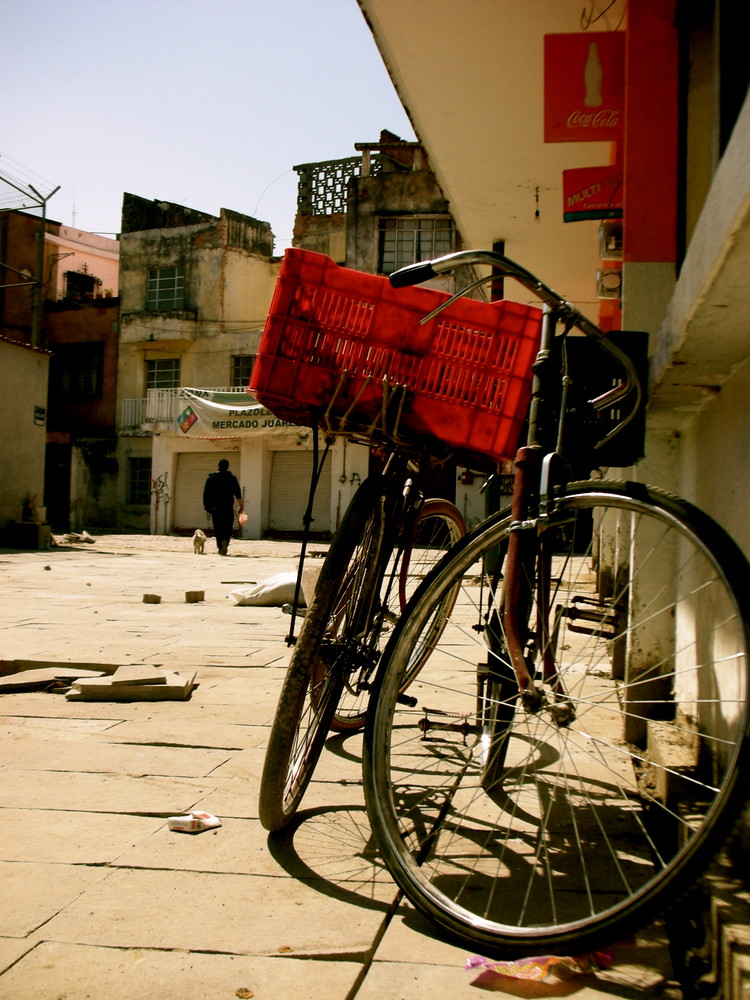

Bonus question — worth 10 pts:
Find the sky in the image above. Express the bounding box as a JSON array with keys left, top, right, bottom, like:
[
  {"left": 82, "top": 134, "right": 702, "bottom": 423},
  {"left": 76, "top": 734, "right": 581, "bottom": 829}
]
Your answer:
[{"left": 1, "top": 0, "right": 415, "bottom": 253}]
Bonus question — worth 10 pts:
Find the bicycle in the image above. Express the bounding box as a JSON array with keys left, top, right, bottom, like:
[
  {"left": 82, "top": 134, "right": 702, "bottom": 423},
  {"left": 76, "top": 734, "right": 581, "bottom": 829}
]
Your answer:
[
  {"left": 250, "top": 249, "right": 531, "bottom": 832},
  {"left": 363, "top": 249, "right": 750, "bottom": 957}
]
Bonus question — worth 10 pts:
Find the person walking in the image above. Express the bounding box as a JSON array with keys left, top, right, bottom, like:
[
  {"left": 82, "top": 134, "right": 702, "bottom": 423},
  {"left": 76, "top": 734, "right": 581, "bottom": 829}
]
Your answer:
[{"left": 203, "top": 458, "right": 244, "bottom": 555}]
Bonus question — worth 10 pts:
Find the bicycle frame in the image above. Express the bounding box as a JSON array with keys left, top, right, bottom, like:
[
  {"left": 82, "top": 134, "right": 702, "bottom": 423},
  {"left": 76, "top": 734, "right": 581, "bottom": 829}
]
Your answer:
[
  {"left": 391, "top": 249, "right": 643, "bottom": 759},
  {"left": 501, "top": 307, "right": 580, "bottom": 720}
]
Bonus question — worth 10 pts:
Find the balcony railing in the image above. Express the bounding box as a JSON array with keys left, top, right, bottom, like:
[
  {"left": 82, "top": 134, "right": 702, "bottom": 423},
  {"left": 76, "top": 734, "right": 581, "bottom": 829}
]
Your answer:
[{"left": 119, "top": 387, "right": 253, "bottom": 431}]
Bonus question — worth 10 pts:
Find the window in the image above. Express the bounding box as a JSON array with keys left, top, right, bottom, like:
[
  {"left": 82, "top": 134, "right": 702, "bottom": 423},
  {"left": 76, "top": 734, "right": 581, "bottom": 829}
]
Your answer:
[
  {"left": 146, "top": 357, "right": 181, "bottom": 389},
  {"left": 128, "top": 457, "right": 152, "bottom": 505},
  {"left": 147, "top": 265, "right": 185, "bottom": 310},
  {"left": 64, "top": 270, "right": 99, "bottom": 299},
  {"left": 55, "top": 343, "right": 103, "bottom": 397},
  {"left": 232, "top": 354, "right": 256, "bottom": 388},
  {"left": 379, "top": 216, "right": 454, "bottom": 275}
]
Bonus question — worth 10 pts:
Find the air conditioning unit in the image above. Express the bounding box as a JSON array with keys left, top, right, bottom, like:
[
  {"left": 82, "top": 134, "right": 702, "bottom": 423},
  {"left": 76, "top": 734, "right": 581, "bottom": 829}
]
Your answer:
[
  {"left": 599, "top": 219, "right": 623, "bottom": 260},
  {"left": 596, "top": 268, "right": 622, "bottom": 300}
]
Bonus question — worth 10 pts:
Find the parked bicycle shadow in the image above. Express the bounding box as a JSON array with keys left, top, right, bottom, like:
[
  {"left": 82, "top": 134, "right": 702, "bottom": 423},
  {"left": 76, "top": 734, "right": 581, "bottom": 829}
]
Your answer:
[
  {"left": 323, "top": 728, "right": 365, "bottom": 765},
  {"left": 265, "top": 802, "right": 398, "bottom": 913}
]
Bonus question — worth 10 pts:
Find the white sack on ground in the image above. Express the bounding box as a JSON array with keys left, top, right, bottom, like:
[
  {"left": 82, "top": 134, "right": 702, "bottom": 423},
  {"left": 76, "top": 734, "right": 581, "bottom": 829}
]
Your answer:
[{"left": 228, "top": 572, "right": 305, "bottom": 607}]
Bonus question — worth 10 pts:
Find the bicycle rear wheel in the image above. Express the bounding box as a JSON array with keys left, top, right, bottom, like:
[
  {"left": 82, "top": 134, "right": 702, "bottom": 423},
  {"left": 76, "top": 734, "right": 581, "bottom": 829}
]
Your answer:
[
  {"left": 259, "top": 476, "right": 385, "bottom": 832},
  {"left": 332, "top": 496, "right": 466, "bottom": 732},
  {"left": 364, "top": 481, "right": 750, "bottom": 955}
]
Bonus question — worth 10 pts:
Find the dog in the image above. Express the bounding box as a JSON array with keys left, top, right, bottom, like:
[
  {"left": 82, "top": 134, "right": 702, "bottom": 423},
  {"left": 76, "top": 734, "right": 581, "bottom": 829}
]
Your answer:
[{"left": 192, "top": 529, "right": 206, "bottom": 555}]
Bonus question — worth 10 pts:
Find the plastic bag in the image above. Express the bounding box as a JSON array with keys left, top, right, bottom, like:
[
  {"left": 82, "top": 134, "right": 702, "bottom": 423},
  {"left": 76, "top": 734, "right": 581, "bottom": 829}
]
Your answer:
[{"left": 466, "top": 950, "right": 614, "bottom": 986}]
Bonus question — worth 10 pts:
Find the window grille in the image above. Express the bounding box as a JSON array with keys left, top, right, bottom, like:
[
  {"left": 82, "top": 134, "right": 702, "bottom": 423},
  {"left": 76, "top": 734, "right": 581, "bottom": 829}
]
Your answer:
[
  {"left": 378, "top": 216, "right": 454, "bottom": 275},
  {"left": 56, "top": 343, "right": 103, "bottom": 396},
  {"left": 147, "top": 266, "right": 185, "bottom": 310},
  {"left": 146, "top": 357, "right": 181, "bottom": 389},
  {"left": 128, "top": 457, "right": 152, "bottom": 505},
  {"left": 295, "top": 157, "right": 362, "bottom": 216}
]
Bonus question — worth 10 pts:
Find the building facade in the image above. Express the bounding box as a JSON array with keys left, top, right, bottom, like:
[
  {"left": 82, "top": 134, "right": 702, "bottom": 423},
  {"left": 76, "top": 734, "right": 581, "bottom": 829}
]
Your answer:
[
  {"left": 0, "top": 207, "right": 121, "bottom": 537},
  {"left": 45, "top": 297, "right": 120, "bottom": 530},
  {"left": 116, "top": 194, "right": 283, "bottom": 537}
]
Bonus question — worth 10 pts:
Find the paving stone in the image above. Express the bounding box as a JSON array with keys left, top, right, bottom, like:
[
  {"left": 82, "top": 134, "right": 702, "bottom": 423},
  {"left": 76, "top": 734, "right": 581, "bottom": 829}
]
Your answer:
[
  {"left": 0, "top": 809, "right": 164, "bottom": 864},
  {"left": 6, "top": 740, "right": 233, "bottom": 777},
  {"left": 42, "top": 867, "right": 391, "bottom": 955},
  {"left": 0, "top": 937, "right": 37, "bottom": 978},
  {"left": 0, "top": 862, "right": 108, "bottom": 937},
  {"left": 94, "top": 718, "right": 262, "bottom": 750},
  {"left": 209, "top": 747, "right": 271, "bottom": 782},
  {"left": 67, "top": 669, "right": 197, "bottom": 701},
  {"left": 116, "top": 816, "right": 278, "bottom": 877},
  {"left": 0, "top": 715, "right": 116, "bottom": 736},
  {"left": 0, "top": 769, "right": 216, "bottom": 814},
  {"left": 0, "top": 940, "right": 362, "bottom": 1000},
  {"left": 356, "top": 958, "right": 496, "bottom": 999},
  {"left": 0, "top": 692, "right": 132, "bottom": 720},
  {"left": 0, "top": 666, "right": 105, "bottom": 691}
]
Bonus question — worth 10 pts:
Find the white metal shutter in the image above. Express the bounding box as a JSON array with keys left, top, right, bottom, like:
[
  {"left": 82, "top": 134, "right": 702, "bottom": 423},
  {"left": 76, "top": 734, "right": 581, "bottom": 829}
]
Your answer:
[
  {"left": 173, "top": 452, "right": 237, "bottom": 531},
  {"left": 269, "top": 450, "right": 331, "bottom": 534}
]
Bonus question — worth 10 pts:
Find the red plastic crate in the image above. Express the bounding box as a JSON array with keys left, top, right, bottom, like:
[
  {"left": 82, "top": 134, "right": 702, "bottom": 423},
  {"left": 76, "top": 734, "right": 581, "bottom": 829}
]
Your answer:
[{"left": 249, "top": 248, "right": 543, "bottom": 465}]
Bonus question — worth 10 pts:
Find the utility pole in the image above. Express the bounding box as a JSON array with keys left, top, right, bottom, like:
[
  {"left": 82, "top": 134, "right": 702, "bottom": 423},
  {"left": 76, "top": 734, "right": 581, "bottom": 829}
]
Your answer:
[
  {"left": 29, "top": 184, "right": 60, "bottom": 347},
  {"left": 0, "top": 164, "right": 59, "bottom": 346}
]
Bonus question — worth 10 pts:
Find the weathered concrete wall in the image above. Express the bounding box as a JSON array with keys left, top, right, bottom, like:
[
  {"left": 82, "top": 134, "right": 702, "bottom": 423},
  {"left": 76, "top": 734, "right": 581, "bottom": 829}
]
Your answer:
[
  {"left": 0, "top": 339, "right": 50, "bottom": 530},
  {"left": 346, "top": 169, "right": 450, "bottom": 274},
  {"left": 0, "top": 211, "right": 62, "bottom": 343},
  {"left": 118, "top": 208, "right": 278, "bottom": 405},
  {"left": 292, "top": 213, "right": 347, "bottom": 262}
]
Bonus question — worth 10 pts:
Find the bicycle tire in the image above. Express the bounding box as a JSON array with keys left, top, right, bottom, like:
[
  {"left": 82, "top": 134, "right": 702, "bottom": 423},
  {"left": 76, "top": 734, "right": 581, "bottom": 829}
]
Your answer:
[
  {"left": 331, "top": 496, "right": 466, "bottom": 732},
  {"left": 259, "top": 476, "right": 385, "bottom": 832},
  {"left": 364, "top": 480, "right": 750, "bottom": 955}
]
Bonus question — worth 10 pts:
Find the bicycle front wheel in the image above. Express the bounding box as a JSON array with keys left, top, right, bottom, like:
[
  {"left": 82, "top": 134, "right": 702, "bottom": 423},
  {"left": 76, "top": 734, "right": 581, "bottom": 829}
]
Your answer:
[
  {"left": 364, "top": 481, "right": 750, "bottom": 955},
  {"left": 259, "top": 476, "right": 385, "bottom": 832}
]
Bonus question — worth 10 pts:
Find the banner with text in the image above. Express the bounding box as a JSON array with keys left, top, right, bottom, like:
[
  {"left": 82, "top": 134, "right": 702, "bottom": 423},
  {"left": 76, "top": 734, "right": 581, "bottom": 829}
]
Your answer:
[{"left": 177, "top": 389, "right": 293, "bottom": 437}]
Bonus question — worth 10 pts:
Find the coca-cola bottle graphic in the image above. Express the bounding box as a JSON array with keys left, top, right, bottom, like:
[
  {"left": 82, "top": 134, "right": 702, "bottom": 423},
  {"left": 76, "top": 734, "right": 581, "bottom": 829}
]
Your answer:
[{"left": 584, "top": 41, "right": 603, "bottom": 107}]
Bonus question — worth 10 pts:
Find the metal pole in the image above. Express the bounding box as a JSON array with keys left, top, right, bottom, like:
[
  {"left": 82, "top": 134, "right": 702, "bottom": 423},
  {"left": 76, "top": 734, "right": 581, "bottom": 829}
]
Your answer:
[{"left": 29, "top": 184, "right": 60, "bottom": 348}]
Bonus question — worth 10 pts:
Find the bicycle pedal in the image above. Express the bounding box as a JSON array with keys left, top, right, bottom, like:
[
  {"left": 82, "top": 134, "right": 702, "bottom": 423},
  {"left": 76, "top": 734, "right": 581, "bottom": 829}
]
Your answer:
[
  {"left": 418, "top": 707, "right": 473, "bottom": 743},
  {"left": 396, "top": 692, "right": 418, "bottom": 708},
  {"left": 565, "top": 595, "right": 623, "bottom": 638}
]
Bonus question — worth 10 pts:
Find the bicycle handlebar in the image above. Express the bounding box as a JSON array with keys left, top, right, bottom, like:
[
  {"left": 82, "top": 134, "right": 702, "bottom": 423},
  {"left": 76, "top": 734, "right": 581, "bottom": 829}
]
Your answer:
[{"left": 390, "top": 250, "right": 641, "bottom": 453}]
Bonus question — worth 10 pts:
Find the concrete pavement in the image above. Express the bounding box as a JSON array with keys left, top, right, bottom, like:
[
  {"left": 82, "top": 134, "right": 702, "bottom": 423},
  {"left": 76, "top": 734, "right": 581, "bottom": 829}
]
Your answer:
[{"left": 0, "top": 533, "right": 679, "bottom": 999}]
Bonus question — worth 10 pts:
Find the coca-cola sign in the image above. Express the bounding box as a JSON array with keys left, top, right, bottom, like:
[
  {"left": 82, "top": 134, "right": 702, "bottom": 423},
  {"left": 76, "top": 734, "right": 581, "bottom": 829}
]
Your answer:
[{"left": 544, "top": 32, "right": 624, "bottom": 142}]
